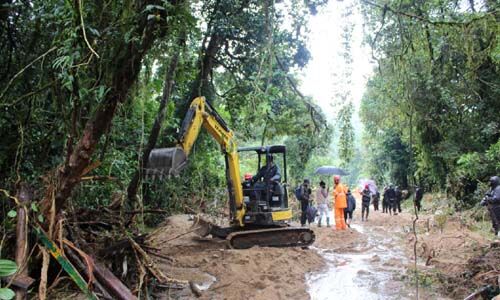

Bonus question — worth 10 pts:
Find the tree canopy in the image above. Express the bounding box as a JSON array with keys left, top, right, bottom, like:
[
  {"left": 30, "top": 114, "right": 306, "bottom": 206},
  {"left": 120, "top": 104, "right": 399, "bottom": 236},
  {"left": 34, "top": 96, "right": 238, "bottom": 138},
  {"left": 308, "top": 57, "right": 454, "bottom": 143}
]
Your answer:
[
  {"left": 0, "top": 0, "right": 332, "bottom": 217},
  {"left": 359, "top": 0, "right": 499, "bottom": 205}
]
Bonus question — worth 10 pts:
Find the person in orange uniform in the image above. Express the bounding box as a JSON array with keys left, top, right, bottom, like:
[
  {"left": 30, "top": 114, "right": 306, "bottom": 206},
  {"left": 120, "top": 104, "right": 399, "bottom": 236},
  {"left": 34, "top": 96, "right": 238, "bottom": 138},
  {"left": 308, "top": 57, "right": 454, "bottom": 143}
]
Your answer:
[{"left": 333, "top": 175, "right": 348, "bottom": 230}]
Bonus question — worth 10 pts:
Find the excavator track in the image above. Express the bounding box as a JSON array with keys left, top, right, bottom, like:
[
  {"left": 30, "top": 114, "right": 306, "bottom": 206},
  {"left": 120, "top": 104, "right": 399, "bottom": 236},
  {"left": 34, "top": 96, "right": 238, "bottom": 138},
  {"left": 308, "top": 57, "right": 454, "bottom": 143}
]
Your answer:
[{"left": 227, "top": 227, "right": 315, "bottom": 249}]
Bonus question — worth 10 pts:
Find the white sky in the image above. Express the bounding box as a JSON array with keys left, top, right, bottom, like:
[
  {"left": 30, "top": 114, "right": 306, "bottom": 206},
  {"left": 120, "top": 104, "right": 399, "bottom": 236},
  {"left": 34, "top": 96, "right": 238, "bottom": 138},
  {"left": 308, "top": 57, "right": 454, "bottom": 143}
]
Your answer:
[{"left": 299, "top": 0, "right": 374, "bottom": 125}]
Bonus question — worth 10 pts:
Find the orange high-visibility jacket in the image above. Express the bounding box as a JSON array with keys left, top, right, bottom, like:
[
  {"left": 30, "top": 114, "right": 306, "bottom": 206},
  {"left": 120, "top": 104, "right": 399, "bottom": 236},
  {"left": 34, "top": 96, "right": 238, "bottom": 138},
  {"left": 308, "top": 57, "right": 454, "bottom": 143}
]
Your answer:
[{"left": 333, "top": 183, "right": 348, "bottom": 208}]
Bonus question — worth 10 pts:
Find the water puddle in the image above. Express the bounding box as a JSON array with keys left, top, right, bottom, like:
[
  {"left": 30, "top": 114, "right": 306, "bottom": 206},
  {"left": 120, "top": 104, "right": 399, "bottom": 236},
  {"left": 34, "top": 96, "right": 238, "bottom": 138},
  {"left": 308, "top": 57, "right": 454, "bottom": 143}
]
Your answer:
[
  {"left": 308, "top": 224, "right": 417, "bottom": 300},
  {"left": 195, "top": 272, "right": 217, "bottom": 291}
]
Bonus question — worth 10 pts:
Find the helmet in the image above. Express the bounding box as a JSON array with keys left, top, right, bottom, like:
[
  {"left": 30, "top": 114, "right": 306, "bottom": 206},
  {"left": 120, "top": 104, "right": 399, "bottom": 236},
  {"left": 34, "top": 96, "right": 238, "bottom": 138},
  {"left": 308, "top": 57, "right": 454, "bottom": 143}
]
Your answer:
[
  {"left": 334, "top": 175, "right": 340, "bottom": 183},
  {"left": 244, "top": 173, "right": 253, "bottom": 180},
  {"left": 490, "top": 176, "right": 500, "bottom": 188}
]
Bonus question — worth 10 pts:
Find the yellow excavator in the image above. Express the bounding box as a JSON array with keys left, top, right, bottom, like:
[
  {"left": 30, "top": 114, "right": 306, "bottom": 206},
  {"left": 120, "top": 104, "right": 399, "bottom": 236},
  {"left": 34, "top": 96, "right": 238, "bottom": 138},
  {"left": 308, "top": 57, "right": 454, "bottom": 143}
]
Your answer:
[{"left": 146, "top": 96, "right": 315, "bottom": 248}]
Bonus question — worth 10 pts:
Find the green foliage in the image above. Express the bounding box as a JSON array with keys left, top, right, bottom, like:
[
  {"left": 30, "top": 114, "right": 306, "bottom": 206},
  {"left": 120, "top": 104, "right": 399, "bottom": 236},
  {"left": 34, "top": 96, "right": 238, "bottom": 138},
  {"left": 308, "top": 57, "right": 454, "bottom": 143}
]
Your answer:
[
  {"left": 486, "top": 138, "right": 500, "bottom": 169},
  {"left": 452, "top": 138, "right": 500, "bottom": 207},
  {"left": 360, "top": 127, "right": 410, "bottom": 188},
  {"left": 0, "top": 260, "right": 17, "bottom": 277},
  {"left": 360, "top": 0, "right": 500, "bottom": 201},
  {"left": 0, "top": 259, "right": 17, "bottom": 300},
  {"left": 0, "top": 288, "right": 15, "bottom": 300},
  {"left": 457, "top": 152, "right": 483, "bottom": 178},
  {"left": 0, "top": 0, "right": 330, "bottom": 226},
  {"left": 338, "top": 101, "right": 355, "bottom": 168}
]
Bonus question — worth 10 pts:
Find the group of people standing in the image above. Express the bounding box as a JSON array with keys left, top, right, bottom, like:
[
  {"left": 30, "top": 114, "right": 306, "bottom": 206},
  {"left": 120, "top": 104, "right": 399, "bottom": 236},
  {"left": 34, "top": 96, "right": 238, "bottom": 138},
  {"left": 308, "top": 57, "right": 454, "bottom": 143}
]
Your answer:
[
  {"left": 297, "top": 176, "right": 426, "bottom": 230},
  {"left": 381, "top": 185, "right": 402, "bottom": 215},
  {"left": 296, "top": 174, "right": 500, "bottom": 237},
  {"left": 297, "top": 175, "right": 357, "bottom": 229}
]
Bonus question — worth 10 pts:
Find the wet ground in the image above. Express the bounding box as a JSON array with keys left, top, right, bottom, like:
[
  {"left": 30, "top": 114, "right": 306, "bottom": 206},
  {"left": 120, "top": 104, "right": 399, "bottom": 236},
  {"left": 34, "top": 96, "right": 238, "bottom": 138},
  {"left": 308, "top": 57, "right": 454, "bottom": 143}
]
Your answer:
[
  {"left": 308, "top": 223, "right": 415, "bottom": 299},
  {"left": 307, "top": 210, "right": 450, "bottom": 300},
  {"left": 58, "top": 203, "right": 497, "bottom": 299}
]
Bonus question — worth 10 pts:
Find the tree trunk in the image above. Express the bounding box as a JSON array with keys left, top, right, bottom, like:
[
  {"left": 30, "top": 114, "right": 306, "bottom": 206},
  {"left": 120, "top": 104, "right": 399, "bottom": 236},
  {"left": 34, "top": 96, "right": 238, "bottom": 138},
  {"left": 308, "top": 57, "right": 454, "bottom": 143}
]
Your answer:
[
  {"left": 187, "top": 32, "right": 223, "bottom": 103},
  {"left": 40, "top": 0, "right": 170, "bottom": 218},
  {"left": 127, "top": 33, "right": 186, "bottom": 204}
]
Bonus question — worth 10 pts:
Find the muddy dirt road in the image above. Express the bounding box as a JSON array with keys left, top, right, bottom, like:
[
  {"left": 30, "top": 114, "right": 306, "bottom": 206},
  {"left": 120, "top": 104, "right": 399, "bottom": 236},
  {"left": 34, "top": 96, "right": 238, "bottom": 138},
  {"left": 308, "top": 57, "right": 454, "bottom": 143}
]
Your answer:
[
  {"left": 307, "top": 209, "right": 447, "bottom": 300},
  {"left": 148, "top": 201, "right": 497, "bottom": 299}
]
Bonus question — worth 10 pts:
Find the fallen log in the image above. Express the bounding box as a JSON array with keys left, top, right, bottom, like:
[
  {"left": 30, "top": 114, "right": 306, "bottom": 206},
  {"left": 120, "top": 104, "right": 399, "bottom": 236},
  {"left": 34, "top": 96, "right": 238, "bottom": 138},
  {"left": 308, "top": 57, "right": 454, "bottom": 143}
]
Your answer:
[
  {"left": 63, "top": 245, "right": 113, "bottom": 299},
  {"left": 92, "top": 260, "right": 137, "bottom": 300}
]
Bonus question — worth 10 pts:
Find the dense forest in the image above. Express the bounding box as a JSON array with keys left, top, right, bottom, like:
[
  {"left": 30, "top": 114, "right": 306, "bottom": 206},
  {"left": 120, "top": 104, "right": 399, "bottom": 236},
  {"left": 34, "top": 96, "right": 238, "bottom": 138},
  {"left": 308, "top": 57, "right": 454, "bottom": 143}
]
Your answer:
[
  {"left": 0, "top": 0, "right": 331, "bottom": 215},
  {"left": 0, "top": 0, "right": 499, "bottom": 299},
  {"left": 360, "top": 0, "right": 499, "bottom": 207}
]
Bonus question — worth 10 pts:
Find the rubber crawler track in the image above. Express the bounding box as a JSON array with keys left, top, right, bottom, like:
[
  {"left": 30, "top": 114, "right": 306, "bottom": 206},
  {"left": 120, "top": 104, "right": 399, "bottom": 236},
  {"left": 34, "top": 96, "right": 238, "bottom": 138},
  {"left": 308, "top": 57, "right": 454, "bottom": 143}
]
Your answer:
[{"left": 227, "top": 227, "right": 315, "bottom": 249}]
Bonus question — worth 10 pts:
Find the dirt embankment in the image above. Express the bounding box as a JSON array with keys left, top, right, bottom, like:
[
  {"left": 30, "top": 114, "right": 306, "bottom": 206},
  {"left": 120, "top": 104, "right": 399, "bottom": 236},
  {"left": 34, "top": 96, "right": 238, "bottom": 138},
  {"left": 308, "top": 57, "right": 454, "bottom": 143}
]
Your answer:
[
  {"left": 397, "top": 208, "right": 499, "bottom": 298},
  {"left": 147, "top": 215, "right": 324, "bottom": 300},
  {"left": 363, "top": 195, "right": 499, "bottom": 299}
]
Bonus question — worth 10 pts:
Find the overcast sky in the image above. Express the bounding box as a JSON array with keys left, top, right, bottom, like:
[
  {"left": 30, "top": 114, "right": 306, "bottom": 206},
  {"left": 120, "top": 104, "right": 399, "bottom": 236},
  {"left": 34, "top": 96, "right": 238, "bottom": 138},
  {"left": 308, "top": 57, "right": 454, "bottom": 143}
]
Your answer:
[{"left": 300, "top": 0, "right": 374, "bottom": 127}]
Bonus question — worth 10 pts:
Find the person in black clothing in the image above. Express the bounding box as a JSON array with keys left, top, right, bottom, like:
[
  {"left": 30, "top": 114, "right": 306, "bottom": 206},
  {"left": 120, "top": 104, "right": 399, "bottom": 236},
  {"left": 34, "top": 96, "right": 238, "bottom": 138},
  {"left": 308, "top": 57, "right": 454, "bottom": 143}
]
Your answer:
[
  {"left": 372, "top": 190, "right": 380, "bottom": 211},
  {"left": 395, "top": 186, "right": 402, "bottom": 213},
  {"left": 361, "top": 185, "right": 371, "bottom": 221},
  {"left": 299, "top": 179, "right": 312, "bottom": 226},
  {"left": 481, "top": 176, "right": 500, "bottom": 236},
  {"left": 344, "top": 189, "right": 356, "bottom": 227},
  {"left": 382, "top": 186, "right": 388, "bottom": 213},
  {"left": 253, "top": 155, "right": 281, "bottom": 183},
  {"left": 252, "top": 155, "right": 281, "bottom": 202},
  {"left": 415, "top": 185, "right": 423, "bottom": 212},
  {"left": 386, "top": 185, "right": 396, "bottom": 215}
]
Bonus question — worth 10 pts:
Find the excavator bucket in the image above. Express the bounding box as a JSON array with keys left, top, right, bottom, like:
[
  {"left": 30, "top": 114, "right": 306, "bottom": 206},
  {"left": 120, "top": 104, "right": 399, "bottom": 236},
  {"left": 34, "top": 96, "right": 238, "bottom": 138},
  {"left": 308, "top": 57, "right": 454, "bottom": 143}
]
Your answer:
[{"left": 146, "top": 147, "right": 187, "bottom": 178}]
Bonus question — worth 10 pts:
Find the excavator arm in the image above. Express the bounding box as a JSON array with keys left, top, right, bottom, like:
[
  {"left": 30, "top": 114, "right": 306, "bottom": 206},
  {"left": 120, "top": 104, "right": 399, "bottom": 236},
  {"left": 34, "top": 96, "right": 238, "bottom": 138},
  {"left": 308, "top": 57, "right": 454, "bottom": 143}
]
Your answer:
[{"left": 147, "top": 97, "right": 246, "bottom": 226}]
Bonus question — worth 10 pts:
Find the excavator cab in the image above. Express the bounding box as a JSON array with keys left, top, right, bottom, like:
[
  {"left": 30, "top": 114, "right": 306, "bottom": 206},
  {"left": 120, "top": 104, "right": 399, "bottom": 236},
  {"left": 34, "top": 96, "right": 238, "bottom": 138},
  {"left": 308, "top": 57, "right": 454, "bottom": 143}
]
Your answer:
[{"left": 238, "top": 145, "right": 290, "bottom": 226}]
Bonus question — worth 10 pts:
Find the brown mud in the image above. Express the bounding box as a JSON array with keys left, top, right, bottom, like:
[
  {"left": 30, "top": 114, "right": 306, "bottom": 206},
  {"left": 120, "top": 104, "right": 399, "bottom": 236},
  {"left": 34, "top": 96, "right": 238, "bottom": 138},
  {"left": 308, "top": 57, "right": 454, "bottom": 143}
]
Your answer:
[
  {"left": 147, "top": 215, "right": 324, "bottom": 300},
  {"left": 147, "top": 195, "right": 499, "bottom": 299}
]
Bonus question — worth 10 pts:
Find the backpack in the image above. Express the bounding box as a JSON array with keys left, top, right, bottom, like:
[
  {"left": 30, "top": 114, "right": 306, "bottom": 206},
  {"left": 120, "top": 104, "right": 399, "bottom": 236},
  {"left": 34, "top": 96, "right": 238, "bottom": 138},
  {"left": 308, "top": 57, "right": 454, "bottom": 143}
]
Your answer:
[
  {"left": 306, "top": 205, "right": 318, "bottom": 223},
  {"left": 294, "top": 186, "right": 304, "bottom": 201}
]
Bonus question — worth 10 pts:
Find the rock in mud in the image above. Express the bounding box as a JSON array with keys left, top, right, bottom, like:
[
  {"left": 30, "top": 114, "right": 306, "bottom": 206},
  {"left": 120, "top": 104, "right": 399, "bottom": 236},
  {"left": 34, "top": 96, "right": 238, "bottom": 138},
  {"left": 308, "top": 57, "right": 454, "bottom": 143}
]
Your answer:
[
  {"left": 370, "top": 255, "right": 381, "bottom": 262},
  {"left": 357, "top": 269, "right": 371, "bottom": 275}
]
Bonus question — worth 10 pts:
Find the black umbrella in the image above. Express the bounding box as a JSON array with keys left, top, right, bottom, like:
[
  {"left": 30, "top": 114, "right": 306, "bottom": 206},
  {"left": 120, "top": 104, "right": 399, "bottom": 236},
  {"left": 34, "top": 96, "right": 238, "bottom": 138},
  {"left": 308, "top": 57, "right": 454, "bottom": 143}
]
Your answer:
[{"left": 314, "top": 166, "right": 348, "bottom": 176}]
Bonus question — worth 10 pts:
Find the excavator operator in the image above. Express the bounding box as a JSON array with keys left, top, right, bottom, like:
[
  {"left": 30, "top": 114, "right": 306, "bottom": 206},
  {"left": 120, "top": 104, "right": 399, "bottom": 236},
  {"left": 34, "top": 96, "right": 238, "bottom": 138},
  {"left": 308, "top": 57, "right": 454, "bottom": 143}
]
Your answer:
[
  {"left": 252, "top": 155, "right": 281, "bottom": 203},
  {"left": 252, "top": 155, "right": 281, "bottom": 183}
]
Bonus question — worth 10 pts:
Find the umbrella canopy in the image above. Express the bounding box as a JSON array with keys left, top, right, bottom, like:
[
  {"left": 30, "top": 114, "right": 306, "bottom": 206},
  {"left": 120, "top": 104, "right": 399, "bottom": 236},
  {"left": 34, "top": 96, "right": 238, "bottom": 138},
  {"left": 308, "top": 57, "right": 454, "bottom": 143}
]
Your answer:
[
  {"left": 314, "top": 166, "right": 348, "bottom": 176},
  {"left": 359, "top": 179, "right": 378, "bottom": 194}
]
